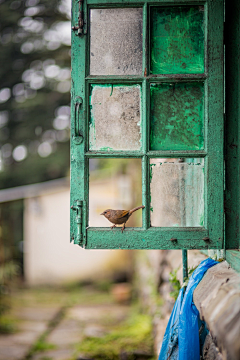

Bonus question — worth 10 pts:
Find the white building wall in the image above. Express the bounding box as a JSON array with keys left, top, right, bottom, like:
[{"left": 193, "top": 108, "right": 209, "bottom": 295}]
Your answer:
[{"left": 24, "top": 187, "right": 127, "bottom": 285}]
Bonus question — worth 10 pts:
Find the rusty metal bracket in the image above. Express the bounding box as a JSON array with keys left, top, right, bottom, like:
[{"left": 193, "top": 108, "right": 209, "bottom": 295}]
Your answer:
[{"left": 72, "top": 0, "right": 84, "bottom": 35}]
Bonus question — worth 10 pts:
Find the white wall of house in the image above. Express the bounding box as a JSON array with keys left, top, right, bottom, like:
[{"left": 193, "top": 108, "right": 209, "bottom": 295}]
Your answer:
[{"left": 24, "top": 185, "right": 128, "bottom": 285}]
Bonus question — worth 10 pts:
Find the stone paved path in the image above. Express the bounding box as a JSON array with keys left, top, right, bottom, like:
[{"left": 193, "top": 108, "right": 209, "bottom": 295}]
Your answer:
[
  {"left": 0, "top": 306, "right": 60, "bottom": 360},
  {"left": 31, "top": 304, "right": 130, "bottom": 360},
  {"left": 0, "top": 286, "right": 133, "bottom": 360}
]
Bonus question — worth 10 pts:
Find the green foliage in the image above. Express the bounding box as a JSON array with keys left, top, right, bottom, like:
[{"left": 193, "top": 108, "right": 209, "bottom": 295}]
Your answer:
[
  {"left": 169, "top": 265, "right": 199, "bottom": 300},
  {"left": 10, "top": 283, "right": 115, "bottom": 308},
  {"left": 0, "top": 261, "right": 19, "bottom": 333},
  {"left": 0, "top": 0, "right": 71, "bottom": 189},
  {"left": 0, "top": 261, "right": 19, "bottom": 284},
  {"left": 0, "top": 315, "right": 17, "bottom": 334},
  {"left": 76, "top": 311, "right": 153, "bottom": 360},
  {"left": 169, "top": 267, "right": 181, "bottom": 301},
  {"left": 0, "top": 261, "right": 19, "bottom": 306}
]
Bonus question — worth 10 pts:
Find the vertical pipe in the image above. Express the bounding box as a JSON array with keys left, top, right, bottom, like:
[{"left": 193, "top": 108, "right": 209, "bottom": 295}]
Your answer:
[{"left": 182, "top": 249, "right": 188, "bottom": 294}]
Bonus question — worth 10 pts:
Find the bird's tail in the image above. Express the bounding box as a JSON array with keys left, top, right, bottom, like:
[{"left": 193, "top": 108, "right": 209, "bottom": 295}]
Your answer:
[{"left": 129, "top": 205, "right": 145, "bottom": 215}]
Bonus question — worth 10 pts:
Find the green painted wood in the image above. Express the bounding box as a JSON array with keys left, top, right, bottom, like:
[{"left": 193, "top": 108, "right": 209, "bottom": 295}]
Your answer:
[
  {"left": 147, "top": 151, "right": 206, "bottom": 157},
  {"left": 85, "top": 151, "right": 207, "bottom": 158},
  {"left": 87, "top": 75, "right": 206, "bottom": 81},
  {"left": 182, "top": 249, "right": 188, "bottom": 293},
  {"left": 85, "top": 151, "right": 144, "bottom": 157},
  {"left": 70, "top": 0, "right": 87, "bottom": 246},
  {"left": 87, "top": 0, "right": 204, "bottom": 5},
  {"left": 71, "top": 0, "right": 224, "bottom": 249},
  {"left": 148, "top": 74, "right": 206, "bottom": 81},
  {"left": 86, "top": 76, "right": 143, "bottom": 82},
  {"left": 226, "top": 251, "right": 240, "bottom": 273},
  {"left": 225, "top": 0, "right": 240, "bottom": 250},
  {"left": 86, "top": 227, "right": 219, "bottom": 250},
  {"left": 142, "top": 155, "right": 150, "bottom": 229},
  {"left": 150, "top": 6, "right": 205, "bottom": 74},
  {"left": 142, "top": 4, "right": 148, "bottom": 77},
  {"left": 206, "top": 0, "right": 224, "bottom": 247},
  {"left": 150, "top": 82, "right": 204, "bottom": 150}
]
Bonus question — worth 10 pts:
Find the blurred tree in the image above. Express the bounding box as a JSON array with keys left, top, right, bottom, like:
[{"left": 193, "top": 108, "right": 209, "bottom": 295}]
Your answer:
[{"left": 0, "top": 0, "right": 71, "bottom": 188}]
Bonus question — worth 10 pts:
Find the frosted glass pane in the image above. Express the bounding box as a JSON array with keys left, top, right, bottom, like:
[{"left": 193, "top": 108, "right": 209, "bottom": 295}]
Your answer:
[
  {"left": 89, "top": 85, "right": 142, "bottom": 151},
  {"left": 150, "top": 158, "right": 204, "bottom": 227},
  {"left": 89, "top": 158, "right": 142, "bottom": 227},
  {"left": 90, "top": 8, "right": 143, "bottom": 75}
]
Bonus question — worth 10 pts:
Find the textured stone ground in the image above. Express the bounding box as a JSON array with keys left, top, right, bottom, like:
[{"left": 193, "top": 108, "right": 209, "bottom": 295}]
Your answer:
[
  {"left": 0, "top": 284, "right": 152, "bottom": 360},
  {"left": 0, "top": 306, "right": 59, "bottom": 360}
]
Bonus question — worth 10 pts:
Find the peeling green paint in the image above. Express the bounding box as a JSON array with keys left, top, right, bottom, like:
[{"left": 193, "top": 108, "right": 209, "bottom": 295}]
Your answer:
[
  {"left": 150, "top": 82, "right": 204, "bottom": 151},
  {"left": 150, "top": 6, "right": 205, "bottom": 74}
]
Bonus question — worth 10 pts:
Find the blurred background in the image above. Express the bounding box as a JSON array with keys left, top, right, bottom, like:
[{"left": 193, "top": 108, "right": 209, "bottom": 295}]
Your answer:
[
  {"left": 0, "top": 1, "right": 153, "bottom": 359},
  {"left": 0, "top": 2, "right": 230, "bottom": 359},
  {"left": 0, "top": 0, "right": 72, "bottom": 280}
]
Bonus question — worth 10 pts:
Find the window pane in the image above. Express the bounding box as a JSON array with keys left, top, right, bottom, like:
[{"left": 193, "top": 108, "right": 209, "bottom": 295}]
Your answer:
[
  {"left": 89, "top": 85, "right": 142, "bottom": 151},
  {"left": 90, "top": 8, "right": 143, "bottom": 75},
  {"left": 150, "top": 158, "right": 204, "bottom": 227},
  {"left": 150, "top": 82, "right": 204, "bottom": 150},
  {"left": 89, "top": 158, "right": 142, "bottom": 227},
  {"left": 150, "top": 6, "right": 205, "bottom": 74}
]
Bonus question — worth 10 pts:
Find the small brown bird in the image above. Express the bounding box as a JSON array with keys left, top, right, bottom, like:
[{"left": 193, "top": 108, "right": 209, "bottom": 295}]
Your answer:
[{"left": 100, "top": 206, "right": 145, "bottom": 233}]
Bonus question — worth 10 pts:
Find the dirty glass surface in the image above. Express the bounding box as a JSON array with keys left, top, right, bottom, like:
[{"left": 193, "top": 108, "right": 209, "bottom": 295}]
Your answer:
[
  {"left": 150, "top": 158, "right": 204, "bottom": 227},
  {"left": 150, "top": 82, "right": 204, "bottom": 150},
  {"left": 89, "top": 85, "right": 142, "bottom": 151},
  {"left": 90, "top": 8, "right": 143, "bottom": 75},
  {"left": 89, "top": 158, "right": 142, "bottom": 227},
  {"left": 150, "top": 6, "right": 205, "bottom": 74}
]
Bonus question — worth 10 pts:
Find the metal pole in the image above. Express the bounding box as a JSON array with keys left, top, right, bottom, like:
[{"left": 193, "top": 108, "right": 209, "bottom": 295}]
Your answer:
[{"left": 182, "top": 249, "right": 188, "bottom": 294}]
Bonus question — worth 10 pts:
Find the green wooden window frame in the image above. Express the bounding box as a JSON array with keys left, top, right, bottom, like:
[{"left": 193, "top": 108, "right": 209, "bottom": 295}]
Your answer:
[{"left": 70, "top": 0, "right": 224, "bottom": 250}]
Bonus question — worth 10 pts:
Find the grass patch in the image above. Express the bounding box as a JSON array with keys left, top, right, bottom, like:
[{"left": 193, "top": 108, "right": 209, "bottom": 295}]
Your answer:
[
  {"left": 31, "top": 339, "right": 56, "bottom": 352},
  {"left": 11, "top": 283, "right": 114, "bottom": 308},
  {"left": 76, "top": 310, "right": 153, "bottom": 360},
  {"left": 169, "top": 267, "right": 181, "bottom": 301},
  {"left": 25, "top": 307, "right": 64, "bottom": 360},
  {"left": 0, "top": 315, "right": 18, "bottom": 334}
]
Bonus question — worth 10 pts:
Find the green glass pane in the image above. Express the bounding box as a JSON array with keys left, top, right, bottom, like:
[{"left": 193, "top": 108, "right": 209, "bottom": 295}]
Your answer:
[
  {"left": 150, "top": 6, "right": 205, "bottom": 74},
  {"left": 150, "top": 82, "right": 204, "bottom": 151}
]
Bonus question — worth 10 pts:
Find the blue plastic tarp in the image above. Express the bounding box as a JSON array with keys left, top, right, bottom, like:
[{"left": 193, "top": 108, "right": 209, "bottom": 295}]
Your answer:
[{"left": 158, "top": 258, "right": 218, "bottom": 360}]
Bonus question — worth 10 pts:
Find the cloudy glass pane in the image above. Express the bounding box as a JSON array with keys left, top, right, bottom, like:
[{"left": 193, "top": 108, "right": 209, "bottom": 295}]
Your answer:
[
  {"left": 150, "top": 158, "right": 204, "bottom": 227},
  {"left": 89, "top": 85, "right": 142, "bottom": 151},
  {"left": 90, "top": 8, "right": 143, "bottom": 75}
]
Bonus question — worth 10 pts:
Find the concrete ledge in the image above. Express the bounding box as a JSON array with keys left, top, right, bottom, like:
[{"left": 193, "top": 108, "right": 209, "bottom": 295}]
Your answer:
[{"left": 193, "top": 261, "right": 240, "bottom": 360}]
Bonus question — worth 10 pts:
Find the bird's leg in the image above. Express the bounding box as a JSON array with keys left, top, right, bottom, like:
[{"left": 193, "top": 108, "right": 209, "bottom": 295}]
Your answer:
[
  {"left": 121, "top": 223, "right": 126, "bottom": 233},
  {"left": 111, "top": 224, "right": 116, "bottom": 229}
]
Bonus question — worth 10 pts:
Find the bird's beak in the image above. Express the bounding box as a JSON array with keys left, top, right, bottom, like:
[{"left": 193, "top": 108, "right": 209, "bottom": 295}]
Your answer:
[{"left": 100, "top": 212, "right": 104, "bottom": 215}]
